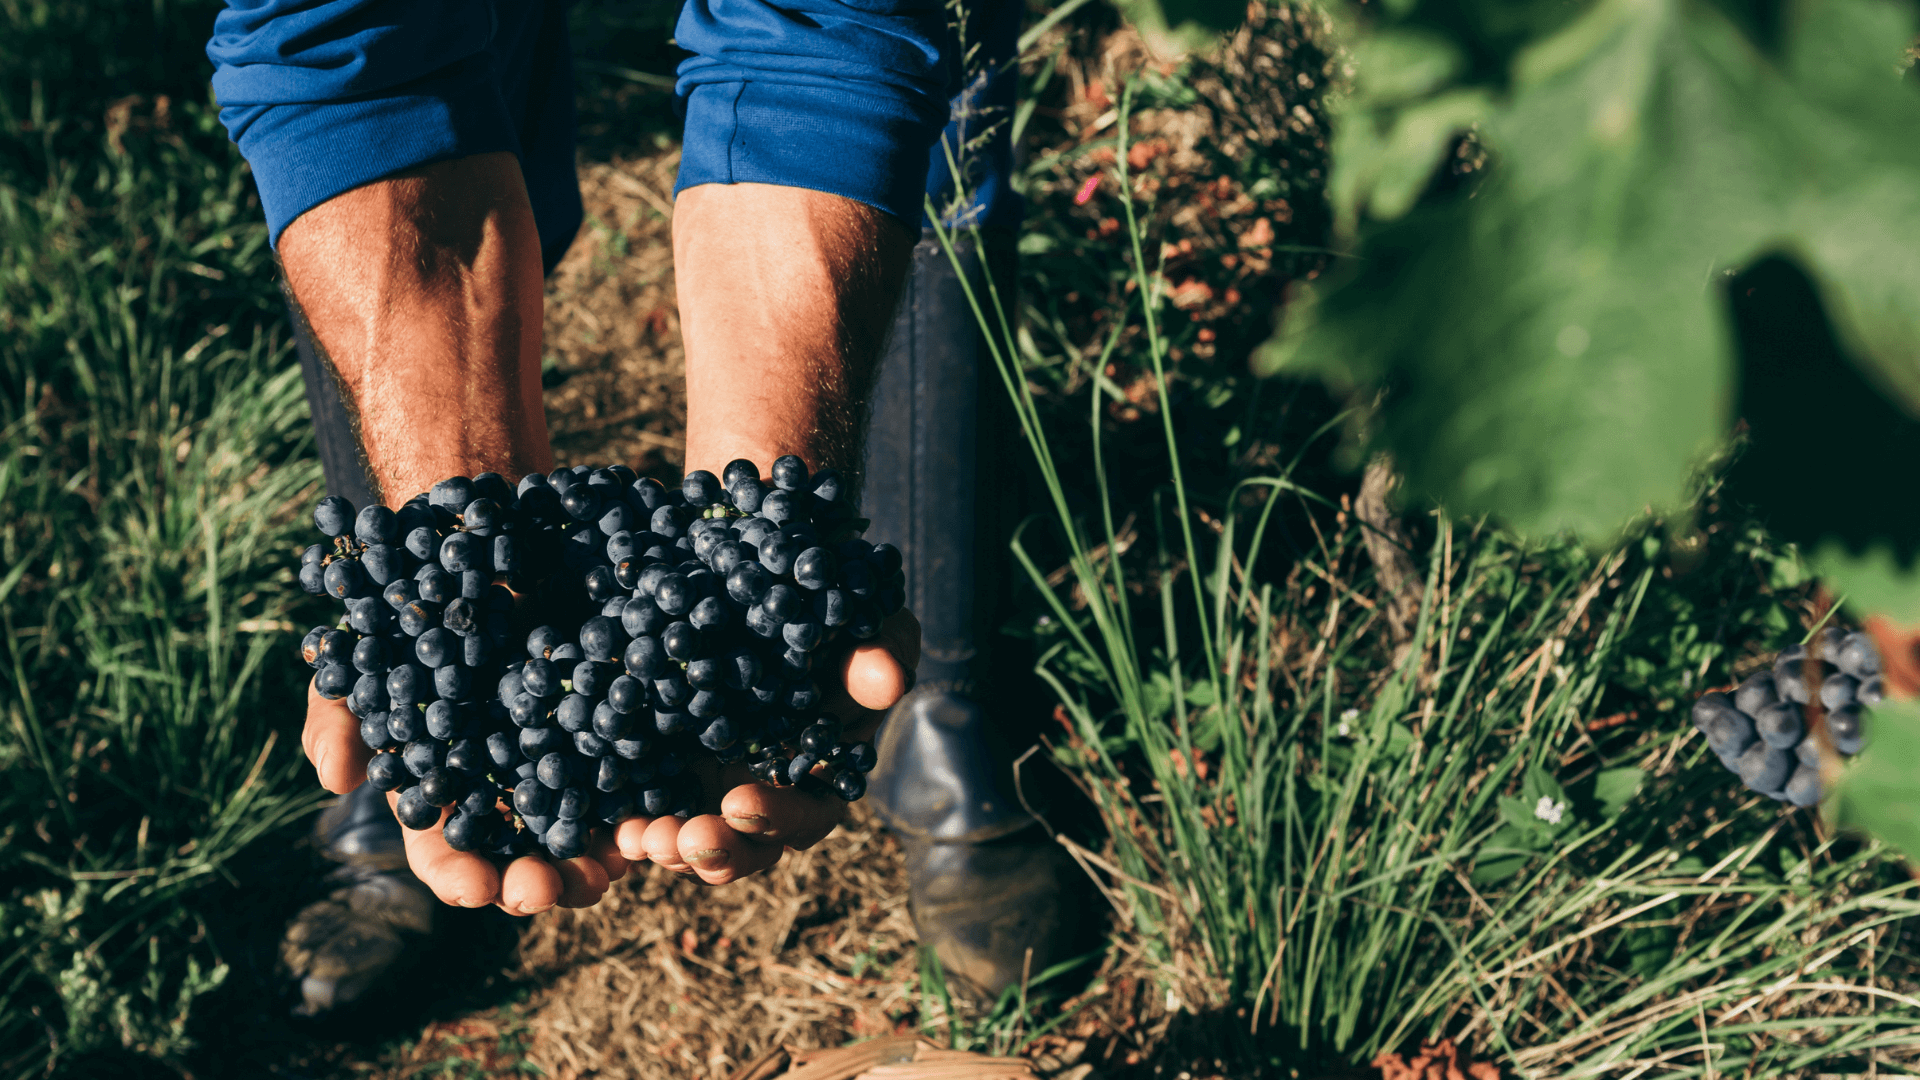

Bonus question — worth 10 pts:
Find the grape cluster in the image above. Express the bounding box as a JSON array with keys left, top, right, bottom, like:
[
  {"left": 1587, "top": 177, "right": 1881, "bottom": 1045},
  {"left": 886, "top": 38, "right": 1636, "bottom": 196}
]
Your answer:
[
  {"left": 298, "top": 456, "right": 903, "bottom": 861},
  {"left": 1691, "top": 626, "right": 1879, "bottom": 807}
]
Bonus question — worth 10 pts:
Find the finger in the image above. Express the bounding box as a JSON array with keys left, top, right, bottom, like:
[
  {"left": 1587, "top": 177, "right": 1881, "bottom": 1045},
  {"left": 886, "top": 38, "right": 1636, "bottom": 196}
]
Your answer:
[
  {"left": 388, "top": 792, "right": 501, "bottom": 908},
  {"left": 554, "top": 854, "right": 611, "bottom": 908},
  {"left": 719, "top": 780, "right": 848, "bottom": 850},
  {"left": 641, "top": 815, "right": 691, "bottom": 871},
  {"left": 616, "top": 816, "right": 656, "bottom": 863},
  {"left": 842, "top": 642, "right": 909, "bottom": 713},
  {"left": 675, "top": 813, "right": 784, "bottom": 885},
  {"left": 305, "top": 679, "right": 372, "bottom": 794},
  {"left": 591, "top": 829, "right": 631, "bottom": 882},
  {"left": 499, "top": 855, "right": 565, "bottom": 916}
]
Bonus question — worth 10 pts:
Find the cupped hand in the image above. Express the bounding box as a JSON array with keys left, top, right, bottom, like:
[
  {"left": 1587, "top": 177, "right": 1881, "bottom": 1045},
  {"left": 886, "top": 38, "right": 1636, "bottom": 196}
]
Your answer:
[
  {"left": 302, "top": 681, "right": 629, "bottom": 915},
  {"left": 300, "top": 605, "right": 918, "bottom": 910},
  {"left": 615, "top": 606, "right": 921, "bottom": 883}
]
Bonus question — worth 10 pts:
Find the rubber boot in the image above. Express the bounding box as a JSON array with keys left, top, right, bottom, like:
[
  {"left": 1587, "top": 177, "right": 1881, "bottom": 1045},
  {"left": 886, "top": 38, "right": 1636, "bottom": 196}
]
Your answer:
[
  {"left": 281, "top": 299, "right": 440, "bottom": 1016},
  {"left": 863, "top": 228, "right": 1088, "bottom": 998}
]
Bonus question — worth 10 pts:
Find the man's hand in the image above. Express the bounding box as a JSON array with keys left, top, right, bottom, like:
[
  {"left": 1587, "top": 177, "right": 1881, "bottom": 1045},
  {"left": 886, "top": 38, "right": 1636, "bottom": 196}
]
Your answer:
[
  {"left": 617, "top": 607, "right": 920, "bottom": 882},
  {"left": 302, "top": 682, "right": 630, "bottom": 913},
  {"left": 299, "top": 608, "right": 917, "bottom": 907}
]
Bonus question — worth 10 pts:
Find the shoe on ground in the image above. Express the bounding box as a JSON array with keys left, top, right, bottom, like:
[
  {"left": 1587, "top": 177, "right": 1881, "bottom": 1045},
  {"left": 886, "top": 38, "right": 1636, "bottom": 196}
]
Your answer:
[
  {"left": 869, "top": 683, "right": 1091, "bottom": 997},
  {"left": 281, "top": 784, "right": 437, "bottom": 1016}
]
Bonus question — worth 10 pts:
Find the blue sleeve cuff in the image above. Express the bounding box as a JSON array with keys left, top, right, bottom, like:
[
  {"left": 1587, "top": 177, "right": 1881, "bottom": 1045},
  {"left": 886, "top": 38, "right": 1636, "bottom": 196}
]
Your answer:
[
  {"left": 675, "top": 80, "right": 942, "bottom": 223},
  {"left": 220, "top": 55, "right": 520, "bottom": 247}
]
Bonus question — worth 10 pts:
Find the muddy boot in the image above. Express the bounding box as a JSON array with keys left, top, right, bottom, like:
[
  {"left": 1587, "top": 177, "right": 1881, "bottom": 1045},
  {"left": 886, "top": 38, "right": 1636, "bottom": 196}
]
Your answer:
[
  {"left": 281, "top": 784, "right": 438, "bottom": 1016},
  {"left": 864, "top": 220, "right": 1088, "bottom": 997}
]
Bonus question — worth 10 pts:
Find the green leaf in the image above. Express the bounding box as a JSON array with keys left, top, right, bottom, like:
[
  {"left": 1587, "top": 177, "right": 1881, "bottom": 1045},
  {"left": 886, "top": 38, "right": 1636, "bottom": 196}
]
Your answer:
[
  {"left": 1261, "top": 0, "right": 1920, "bottom": 542},
  {"left": 1592, "top": 766, "right": 1646, "bottom": 815},
  {"left": 1830, "top": 697, "right": 1920, "bottom": 863}
]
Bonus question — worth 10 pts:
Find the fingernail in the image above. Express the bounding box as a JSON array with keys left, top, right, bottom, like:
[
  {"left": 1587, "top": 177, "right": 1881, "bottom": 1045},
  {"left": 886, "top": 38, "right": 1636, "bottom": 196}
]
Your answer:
[
  {"left": 458, "top": 896, "right": 487, "bottom": 909},
  {"left": 724, "top": 814, "right": 767, "bottom": 833},
  {"left": 689, "top": 848, "right": 730, "bottom": 870},
  {"left": 521, "top": 900, "right": 556, "bottom": 914}
]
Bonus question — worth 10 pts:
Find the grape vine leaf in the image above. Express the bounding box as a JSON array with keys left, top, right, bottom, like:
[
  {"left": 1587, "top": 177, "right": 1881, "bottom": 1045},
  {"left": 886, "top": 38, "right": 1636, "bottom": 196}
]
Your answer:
[
  {"left": 1258, "top": 0, "right": 1920, "bottom": 543},
  {"left": 1830, "top": 697, "right": 1920, "bottom": 863}
]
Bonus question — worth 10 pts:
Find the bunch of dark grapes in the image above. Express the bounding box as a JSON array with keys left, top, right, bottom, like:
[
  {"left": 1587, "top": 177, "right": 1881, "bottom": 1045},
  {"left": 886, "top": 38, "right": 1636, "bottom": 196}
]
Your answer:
[
  {"left": 1691, "top": 626, "right": 1879, "bottom": 806},
  {"left": 298, "top": 456, "right": 901, "bottom": 861}
]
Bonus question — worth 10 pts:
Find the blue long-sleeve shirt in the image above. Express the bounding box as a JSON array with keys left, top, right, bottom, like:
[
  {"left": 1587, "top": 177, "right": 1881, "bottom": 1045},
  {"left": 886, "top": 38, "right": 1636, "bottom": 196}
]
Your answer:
[{"left": 206, "top": 0, "right": 964, "bottom": 268}]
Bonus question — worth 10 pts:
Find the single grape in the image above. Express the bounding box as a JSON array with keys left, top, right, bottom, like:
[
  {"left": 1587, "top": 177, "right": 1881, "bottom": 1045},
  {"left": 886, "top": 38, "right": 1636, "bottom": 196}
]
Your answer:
[
  {"left": 366, "top": 751, "right": 408, "bottom": 792},
  {"left": 545, "top": 819, "right": 589, "bottom": 859},
  {"left": 1833, "top": 631, "right": 1880, "bottom": 679},
  {"left": 1828, "top": 705, "right": 1866, "bottom": 755},
  {"left": 429, "top": 476, "right": 474, "bottom": 515},
  {"left": 442, "top": 809, "right": 488, "bottom": 851},
  {"left": 417, "top": 568, "right": 456, "bottom": 605},
  {"left": 579, "top": 615, "right": 624, "bottom": 662},
  {"left": 522, "top": 657, "right": 560, "bottom": 698},
  {"left": 514, "top": 781, "right": 555, "bottom": 817},
  {"left": 520, "top": 725, "right": 567, "bottom": 760},
  {"left": 1782, "top": 766, "right": 1822, "bottom": 807},
  {"left": 315, "top": 662, "right": 355, "bottom": 700},
  {"left": 1734, "top": 742, "right": 1792, "bottom": 796},
  {"left": 556, "top": 693, "right": 594, "bottom": 733},
  {"left": 1753, "top": 701, "right": 1803, "bottom": 749},
  {"left": 833, "top": 769, "right": 867, "bottom": 801},
  {"left": 1858, "top": 676, "right": 1884, "bottom": 707},
  {"left": 1773, "top": 657, "right": 1834, "bottom": 705},
  {"left": 314, "top": 495, "right": 355, "bottom": 537},
  {"left": 420, "top": 766, "right": 467, "bottom": 806},
  {"left": 402, "top": 737, "right": 445, "bottom": 778},
  {"left": 537, "top": 751, "right": 571, "bottom": 790},
  {"left": 298, "top": 561, "right": 328, "bottom": 595},
  {"left": 771, "top": 455, "right": 808, "bottom": 492},
  {"left": 809, "top": 469, "right": 843, "bottom": 502},
  {"left": 662, "top": 622, "right": 699, "bottom": 660},
  {"left": 1819, "top": 673, "right": 1859, "bottom": 711},
  {"left": 799, "top": 721, "right": 839, "bottom": 755},
  {"left": 845, "top": 742, "right": 878, "bottom": 773},
  {"left": 395, "top": 786, "right": 441, "bottom": 830},
  {"left": 487, "top": 731, "right": 522, "bottom": 769},
  {"left": 359, "top": 712, "right": 396, "bottom": 752}
]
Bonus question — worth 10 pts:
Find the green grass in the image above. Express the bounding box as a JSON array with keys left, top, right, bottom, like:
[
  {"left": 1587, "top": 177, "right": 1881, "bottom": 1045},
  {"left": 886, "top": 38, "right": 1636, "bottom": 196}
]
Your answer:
[
  {"left": 0, "top": 2, "right": 329, "bottom": 1072},
  {"left": 935, "top": 70, "right": 1920, "bottom": 1078}
]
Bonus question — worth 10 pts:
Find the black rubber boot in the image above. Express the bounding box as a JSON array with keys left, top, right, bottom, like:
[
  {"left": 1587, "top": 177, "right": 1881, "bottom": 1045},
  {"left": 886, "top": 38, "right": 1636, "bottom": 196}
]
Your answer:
[
  {"left": 863, "top": 233, "right": 1087, "bottom": 998},
  {"left": 282, "top": 299, "right": 439, "bottom": 1016}
]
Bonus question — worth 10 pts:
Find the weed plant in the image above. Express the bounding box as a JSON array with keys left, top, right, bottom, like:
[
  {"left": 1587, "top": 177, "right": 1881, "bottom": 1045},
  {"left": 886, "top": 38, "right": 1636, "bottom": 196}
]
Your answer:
[
  {"left": 937, "top": 75, "right": 1920, "bottom": 1077},
  {"left": 0, "top": 3, "right": 327, "bottom": 1072}
]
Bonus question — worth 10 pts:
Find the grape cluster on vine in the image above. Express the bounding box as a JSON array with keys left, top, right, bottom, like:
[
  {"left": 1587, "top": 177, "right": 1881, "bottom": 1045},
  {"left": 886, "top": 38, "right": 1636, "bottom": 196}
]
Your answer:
[
  {"left": 298, "top": 456, "right": 903, "bottom": 860},
  {"left": 1691, "top": 626, "right": 1878, "bottom": 806}
]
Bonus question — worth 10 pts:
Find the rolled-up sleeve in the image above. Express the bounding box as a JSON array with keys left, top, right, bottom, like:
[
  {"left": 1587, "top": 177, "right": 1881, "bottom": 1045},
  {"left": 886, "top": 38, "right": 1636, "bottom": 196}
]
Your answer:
[
  {"left": 208, "top": 1, "right": 519, "bottom": 246},
  {"left": 672, "top": 0, "right": 953, "bottom": 224}
]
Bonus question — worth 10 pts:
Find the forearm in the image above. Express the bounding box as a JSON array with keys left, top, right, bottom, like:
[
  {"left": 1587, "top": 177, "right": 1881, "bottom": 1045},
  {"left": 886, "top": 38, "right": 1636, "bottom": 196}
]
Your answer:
[
  {"left": 674, "top": 184, "right": 914, "bottom": 486},
  {"left": 279, "top": 152, "right": 553, "bottom": 505}
]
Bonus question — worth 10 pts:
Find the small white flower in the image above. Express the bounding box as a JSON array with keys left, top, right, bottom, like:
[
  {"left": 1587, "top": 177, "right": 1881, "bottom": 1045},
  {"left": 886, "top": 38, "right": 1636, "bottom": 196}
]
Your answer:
[
  {"left": 1340, "top": 708, "right": 1360, "bottom": 722},
  {"left": 1336, "top": 707, "right": 1359, "bottom": 739},
  {"left": 1534, "top": 796, "right": 1566, "bottom": 825}
]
